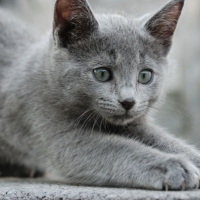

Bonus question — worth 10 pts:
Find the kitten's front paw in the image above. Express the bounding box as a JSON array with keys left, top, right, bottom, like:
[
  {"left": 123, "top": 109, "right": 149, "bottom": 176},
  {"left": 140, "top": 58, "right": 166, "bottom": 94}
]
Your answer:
[{"left": 154, "top": 156, "right": 200, "bottom": 190}]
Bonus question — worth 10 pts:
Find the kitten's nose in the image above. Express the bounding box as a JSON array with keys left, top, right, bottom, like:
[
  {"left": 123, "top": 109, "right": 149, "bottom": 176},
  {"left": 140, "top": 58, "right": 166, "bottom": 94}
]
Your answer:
[{"left": 120, "top": 98, "right": 135, "bottom": 111}]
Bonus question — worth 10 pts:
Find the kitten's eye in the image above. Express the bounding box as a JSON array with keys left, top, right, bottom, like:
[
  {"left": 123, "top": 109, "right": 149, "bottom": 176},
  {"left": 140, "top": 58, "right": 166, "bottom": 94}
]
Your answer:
[
  {"left": 93, "top": 68, "right": 112, "bottom": 82},
  {"left": 138, "top": 69, "right": 153, "bottom": 84}
]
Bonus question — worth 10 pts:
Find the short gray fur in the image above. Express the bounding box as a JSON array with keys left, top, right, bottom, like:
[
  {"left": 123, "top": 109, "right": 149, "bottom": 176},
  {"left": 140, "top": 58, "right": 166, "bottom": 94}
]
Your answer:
[{"left": 0, "top": 0, "right": 200, "bottom": 191}]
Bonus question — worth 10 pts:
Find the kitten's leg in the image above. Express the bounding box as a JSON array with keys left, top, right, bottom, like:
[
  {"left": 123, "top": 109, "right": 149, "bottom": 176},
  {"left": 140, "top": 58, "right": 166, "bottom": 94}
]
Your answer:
[
  {"left": 129, "top": 122, "right": 200, "bottom": 169},
  {"left": 45, "top": 129, "right": 199, "bottom": 190}
]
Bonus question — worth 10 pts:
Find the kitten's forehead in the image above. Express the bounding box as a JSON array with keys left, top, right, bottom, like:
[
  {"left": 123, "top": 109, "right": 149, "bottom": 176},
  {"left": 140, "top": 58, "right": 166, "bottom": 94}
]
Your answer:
[
  {"left": 68, "top": 14, "right": 163, "bottom": 71},
  {"left": 95, "top": 15, "right": 151, "bottom": 69},
  {"left": 96, "top": 14, "right": 167, "bottom": 67},
  {"left": 97, "top": 14, "right": 140, "bottom": 55}
]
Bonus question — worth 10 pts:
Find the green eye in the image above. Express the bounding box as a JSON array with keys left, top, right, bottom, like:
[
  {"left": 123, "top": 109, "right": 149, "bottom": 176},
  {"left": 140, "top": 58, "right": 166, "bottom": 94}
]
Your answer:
[
  {"left": 93, "top": 68, "right": 112, "bottom": 82},
  {"left": 138, "top": 69, "right": 153, "bottom": 84}
]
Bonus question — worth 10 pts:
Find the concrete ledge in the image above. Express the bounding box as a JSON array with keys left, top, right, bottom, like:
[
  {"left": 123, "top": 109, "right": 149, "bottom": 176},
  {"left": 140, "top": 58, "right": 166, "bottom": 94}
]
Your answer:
[{"left": 1, "top": 179, "right": 200, "bottom": 200}]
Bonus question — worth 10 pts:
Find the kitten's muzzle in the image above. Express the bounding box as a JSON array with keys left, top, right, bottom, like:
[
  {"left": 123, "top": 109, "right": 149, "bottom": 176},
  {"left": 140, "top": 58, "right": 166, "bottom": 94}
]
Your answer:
[{"left": 120, "top": 98, "right": 135, "bottom": 111}]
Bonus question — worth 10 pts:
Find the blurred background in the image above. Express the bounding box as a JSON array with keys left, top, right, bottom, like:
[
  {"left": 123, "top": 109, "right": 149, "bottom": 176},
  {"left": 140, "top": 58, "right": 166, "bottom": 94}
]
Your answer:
[{"left": 1, "top": 0, "right": 200, "bottom": 146}]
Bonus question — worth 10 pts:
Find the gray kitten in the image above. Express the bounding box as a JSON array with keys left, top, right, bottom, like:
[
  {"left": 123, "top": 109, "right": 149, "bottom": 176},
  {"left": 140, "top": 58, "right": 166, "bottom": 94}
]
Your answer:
[{"left": 0, "top": 0, "right": 200, "bottom": 190}]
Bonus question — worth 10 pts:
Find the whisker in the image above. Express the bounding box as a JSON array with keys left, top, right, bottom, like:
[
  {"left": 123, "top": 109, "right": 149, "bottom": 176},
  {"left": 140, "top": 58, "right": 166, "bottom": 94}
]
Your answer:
[
  {"left": 99, "top": 117, "right": 104, "bottom": 133},
  {"left": 72, "top": 107, "right": 93, "bottom": 130},
  {"left": 91, "top": 113, "right": 100, "bottom": 134},
  {"left": 149, "top": 104, "right": 198, "bottom": 129},
  {"left": 78, "top": 111, "right": 96, "bottom": 135}
]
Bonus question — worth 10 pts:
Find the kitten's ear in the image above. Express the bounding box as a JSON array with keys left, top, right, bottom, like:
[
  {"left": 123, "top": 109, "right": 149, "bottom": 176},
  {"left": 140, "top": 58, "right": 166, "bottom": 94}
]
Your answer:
[
  {"left": 145, "top": 0, "right": 184, "bottom": 41},
  {"left": 53, "top": 0, "right": 98, "bottom": 47}
]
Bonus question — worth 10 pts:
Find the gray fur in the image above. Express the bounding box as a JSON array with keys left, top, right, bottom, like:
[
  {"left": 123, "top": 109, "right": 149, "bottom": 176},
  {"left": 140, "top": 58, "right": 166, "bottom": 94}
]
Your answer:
[{"left": 0, "top": 0, "right": 200, "bottom": 190}]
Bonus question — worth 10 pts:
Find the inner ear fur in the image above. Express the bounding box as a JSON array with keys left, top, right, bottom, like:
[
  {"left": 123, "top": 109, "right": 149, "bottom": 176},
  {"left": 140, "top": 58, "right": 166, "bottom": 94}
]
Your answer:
[
  {"left": 53, "top": 0, "right": 98, "bottom": 47},
  {"left": 145, "top": 0, "right": 184, "bottom": 40}
]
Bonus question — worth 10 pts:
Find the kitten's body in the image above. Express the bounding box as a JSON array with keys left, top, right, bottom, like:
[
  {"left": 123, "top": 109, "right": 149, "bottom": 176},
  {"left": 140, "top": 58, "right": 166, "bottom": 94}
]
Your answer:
[
  {"left": 0, "top": 0, "right": 200, "bottom": 190},
  {"left": 0, "top": 9, "right": 44, "bottom": 169}
]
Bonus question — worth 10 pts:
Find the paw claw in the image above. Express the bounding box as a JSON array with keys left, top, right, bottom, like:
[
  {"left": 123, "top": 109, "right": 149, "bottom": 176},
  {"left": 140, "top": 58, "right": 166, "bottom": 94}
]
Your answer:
[
  {"left": 164, "top": 183, "right": 169, "bottom": 191},
  {"left": 182, "top": 181, "right": 186, "bottom": 191},
  {"left": 195, "top": 178, "right": 199, "bottom": 189}
]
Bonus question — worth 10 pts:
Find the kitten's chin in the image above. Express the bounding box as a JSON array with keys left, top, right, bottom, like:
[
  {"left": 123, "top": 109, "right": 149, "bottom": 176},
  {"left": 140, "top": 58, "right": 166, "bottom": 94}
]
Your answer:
[{"left": 105, "top": 114, "right": 135, "bottom": 126}]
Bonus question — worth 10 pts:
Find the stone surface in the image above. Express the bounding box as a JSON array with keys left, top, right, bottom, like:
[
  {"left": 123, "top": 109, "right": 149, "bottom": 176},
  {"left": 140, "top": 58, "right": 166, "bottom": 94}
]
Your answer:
[{"left": 1, "top": 179, "right": 200, "bottom": 200}]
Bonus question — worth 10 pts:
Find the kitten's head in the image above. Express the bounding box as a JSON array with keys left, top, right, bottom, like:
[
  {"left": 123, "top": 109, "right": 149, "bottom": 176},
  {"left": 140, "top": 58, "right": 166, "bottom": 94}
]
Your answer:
[{"left": 50, "top": 0, "right": 184, "bottom": 125}]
